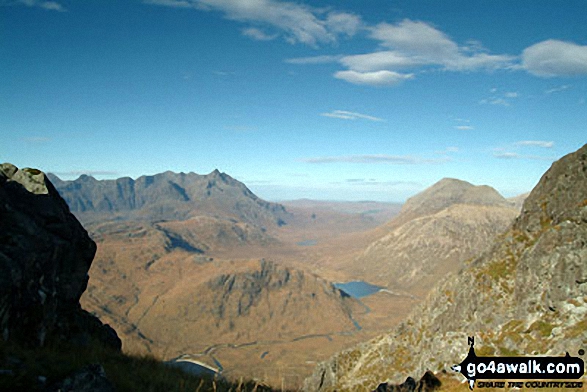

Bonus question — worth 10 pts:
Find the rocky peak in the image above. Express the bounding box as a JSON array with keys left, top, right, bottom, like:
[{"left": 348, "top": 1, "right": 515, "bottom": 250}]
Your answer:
[
  {"left": 514, "top": 146, "right": 587, "bottom": 233},
  {"left": 1, "top": 163, "right": 49, "bottom": 195}
]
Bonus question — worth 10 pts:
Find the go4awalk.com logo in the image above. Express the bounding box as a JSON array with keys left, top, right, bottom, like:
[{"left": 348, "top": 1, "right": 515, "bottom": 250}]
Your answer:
[{"left": 451, "top": 337, "right": 585, "bottom": 390}]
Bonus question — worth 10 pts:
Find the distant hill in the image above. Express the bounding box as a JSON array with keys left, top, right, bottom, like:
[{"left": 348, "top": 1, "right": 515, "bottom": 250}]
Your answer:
[
  {"left": 280, "top": 199, "right": 402, "bottom": 226},
  {"left": 306, "top": 144, "right": 587, "bottom": 391},
  {"left": 82, "top": 253, "right": 364, "bottom": 386},
  {"left": 391, "top": 177, "right": 511, "bottom": 228},
  {"left": 349, "top": 179, "right": 518, "bottom": 292},
  {"left": 48, "top": 170, "right": 290, "bottom": 229},
  {"left": 507, "top": 191, "right": 530, "bottom": 211}
]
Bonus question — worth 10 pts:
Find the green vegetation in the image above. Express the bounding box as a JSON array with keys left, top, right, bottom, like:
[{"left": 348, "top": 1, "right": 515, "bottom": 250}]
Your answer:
[
  {"left": 526, "top": 320, "right": 555, "bottom": 338},
  {"left": 0, "top": 339, "right": 278, "bottom": 392},
  {"left": 23, "top": 168, "right": 42, "bottom": 175}
]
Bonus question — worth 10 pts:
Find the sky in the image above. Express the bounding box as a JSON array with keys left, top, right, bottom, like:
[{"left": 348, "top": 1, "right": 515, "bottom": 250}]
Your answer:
[{"left": 1, "top": 0, "right": 586, "bottom": 202}]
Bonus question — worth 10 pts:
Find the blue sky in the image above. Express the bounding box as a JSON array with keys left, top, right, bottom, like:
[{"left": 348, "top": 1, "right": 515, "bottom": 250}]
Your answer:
[{"left": 1, "top": 0, "right": 586, "bottom": 201}]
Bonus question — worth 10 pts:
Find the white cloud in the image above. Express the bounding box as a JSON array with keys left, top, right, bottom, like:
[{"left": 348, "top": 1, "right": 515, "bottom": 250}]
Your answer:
[
  {"left": 22, "top": 136, "right": 51, "bottom": 143},
  {"left": 285, "top": 55, "right": 341, "bottom": 64},
  {"left": 339, "top": 51, "right": 421, "bottom": 72},
  {"left": 493, "top": 152, "right": 554, "bottom": 161},
  {"left": 342, "top": 179, "right": 421, "bottom": 187},
  {"left": 242, "top": 27, "right": 277, "bottom": 41},
  {"left": 52, "top": 170, "right": 119, "bottom": 177},
  {"left": 325, "top": 11, "right": 362, "bottom": 37},
  {"left": 522, "top": 40, "right": 587, "bottom": 77},
  {"left": 480, "top": 98, "right": 510, "bottom": 106},
  {"left": 436, "top": 146, "right": 459, "bottom": 154},
  {"left": 15, "top": 0, "right": 65, "bottom": 11},
  {"left": 334, "top": 70, "right": 414, "bottom": 86},
  {"left": 320, "top": 110, "right": 385, "bottom": 122},
  {"left": 504, "top": 92, "right": 518, "bottom": 98},
  {"left": 368, "top": 20, "right": 515, "bottom": 71},
  {"left": 514, "top": 140, "right": 554, "bottom": 148},
  {"left": 145, "top": 0, "right": 362, "bottom": 47},
  {"left": 303, "top": 154, "right": 450, "bottom": 164},
  {"left": 454, "top": 125, "right": 474, "bottom": 130},
  {"left": 545, "top": 84, "right": 571, "bottom": 94},
  {"left": 493, "top": 152, "right": 521, "bottom": 159},
  {"left": 288, "top": 18, "right": 515, "bottom": 86}
]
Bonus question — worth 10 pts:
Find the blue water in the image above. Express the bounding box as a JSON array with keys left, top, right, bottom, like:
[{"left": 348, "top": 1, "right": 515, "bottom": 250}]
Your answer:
[{"left": 334, "top": 281, "right": 382, "bottom": 298}]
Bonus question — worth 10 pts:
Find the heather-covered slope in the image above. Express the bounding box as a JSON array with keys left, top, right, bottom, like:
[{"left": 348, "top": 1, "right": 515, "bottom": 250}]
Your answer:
[{"left": 305, "top": 144, "right": 587, "bottom": 391}]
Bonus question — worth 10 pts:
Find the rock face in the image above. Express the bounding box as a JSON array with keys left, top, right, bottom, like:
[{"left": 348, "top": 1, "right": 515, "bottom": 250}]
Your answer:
[
  {"left": 305, "top": 144, "right": 587, "bottom": 391},
  {"left": 48, "top": 170, "right": 290, "bottom": 228},
  {"left": 0, "top": 163, "right": 120, "bottom": 349}
]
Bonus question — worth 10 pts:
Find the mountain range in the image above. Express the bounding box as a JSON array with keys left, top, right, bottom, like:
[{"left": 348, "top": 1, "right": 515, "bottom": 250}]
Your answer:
[
  {"left": 48, "top": 169, "right": 290, "bottom": 229},
  {"left": 45, "top": 166, "right": 536, "bottom": 389}
]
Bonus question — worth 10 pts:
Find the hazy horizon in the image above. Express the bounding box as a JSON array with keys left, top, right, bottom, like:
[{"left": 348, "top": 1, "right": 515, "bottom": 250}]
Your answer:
[{"left": 2, "top": 0, "right": 586, "bottom": 202}]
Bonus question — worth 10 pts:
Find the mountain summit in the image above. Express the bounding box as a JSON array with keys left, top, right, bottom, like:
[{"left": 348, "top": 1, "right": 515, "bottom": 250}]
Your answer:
[
  {"left": 349, "top": 178, "right": 517, "bottom": 291},
  {"left": 396, "top": 178, "right": 510, "bottom": 226}
]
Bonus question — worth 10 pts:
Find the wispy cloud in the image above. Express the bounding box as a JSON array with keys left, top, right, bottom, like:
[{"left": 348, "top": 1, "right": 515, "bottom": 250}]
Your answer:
[
  {"left": 242, "top": 27, "right": 277, "bottom": 41},
  {"left": 454, "top": 125, "right": 474, "bottom": 130},
  {"left": 52, "top": 170, "right": 120, "bottom": 177},
  {"left": 436, "top": 146, "right": 459, "bottom": 154},
  {"left": 492, "top": 140, "right": 555, "bottom": 161},
  {"left": 480, "top": 88, "right": 519, "bottom": 107},
  {"left": 514, "top": 140, "right": 554, "bottom": 148},
  {"left": 522, "top": 40, "right": 587, "bottom": 77},
  {"left": 320, "top": 110, "right": 385, "bottom": 122},
  {"left": 480, "top": 98, "right": 509, "bottom": 106},
  {"left": 303, "top": 154, "right": 450, "bottom": 165},
  {"left": 285, "top": 55, "right": 341, "bottom": 64},
  {"left": 341, "top": 178, "right": 421, "bottom": 187},
  {"left": 14, "top": 0, "right": 65, "bottom": 11},
  {"left": 22, "top": 136, "right": 51, "bottom": 144},
  {"left": 288, "top": 18, "right": 516, "bottom": 86},
  {"left": 493, "top": 152, "right": 555, "bottom": 161},
  {"left": 145, "top": 0, "right": 362, "bottom": 47},
  {"left": 334, "top": 70, "right": 414, "bottom": 86},
  {"left": 545, "top": 84, "right": 571, "bottom": 94},
  {"left": 223, "top": 125, "right": 257, "bottom": 132}
]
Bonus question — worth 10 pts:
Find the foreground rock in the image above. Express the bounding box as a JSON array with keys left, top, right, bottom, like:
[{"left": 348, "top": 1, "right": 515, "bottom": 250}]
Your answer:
[
  {"left": 372, "top": 371, "right": 441, "bottom": 392},
  {"left": 0, "top": 163, "right": 120, "bottom": 350},
  {"left": 305, "top": 144, "right": 587, "bottom": 391}
]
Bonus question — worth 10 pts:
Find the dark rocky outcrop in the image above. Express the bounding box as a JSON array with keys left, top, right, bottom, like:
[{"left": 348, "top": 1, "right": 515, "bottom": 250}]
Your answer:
[
  {"left": 0, "top": 163, "right": 120, "bottom": 350},
  {"left": 372, "top": 371, "right": 441, "bottom": 392},
  {"left": 46, "top": 364, "right": 116, "bottom": 392}
]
